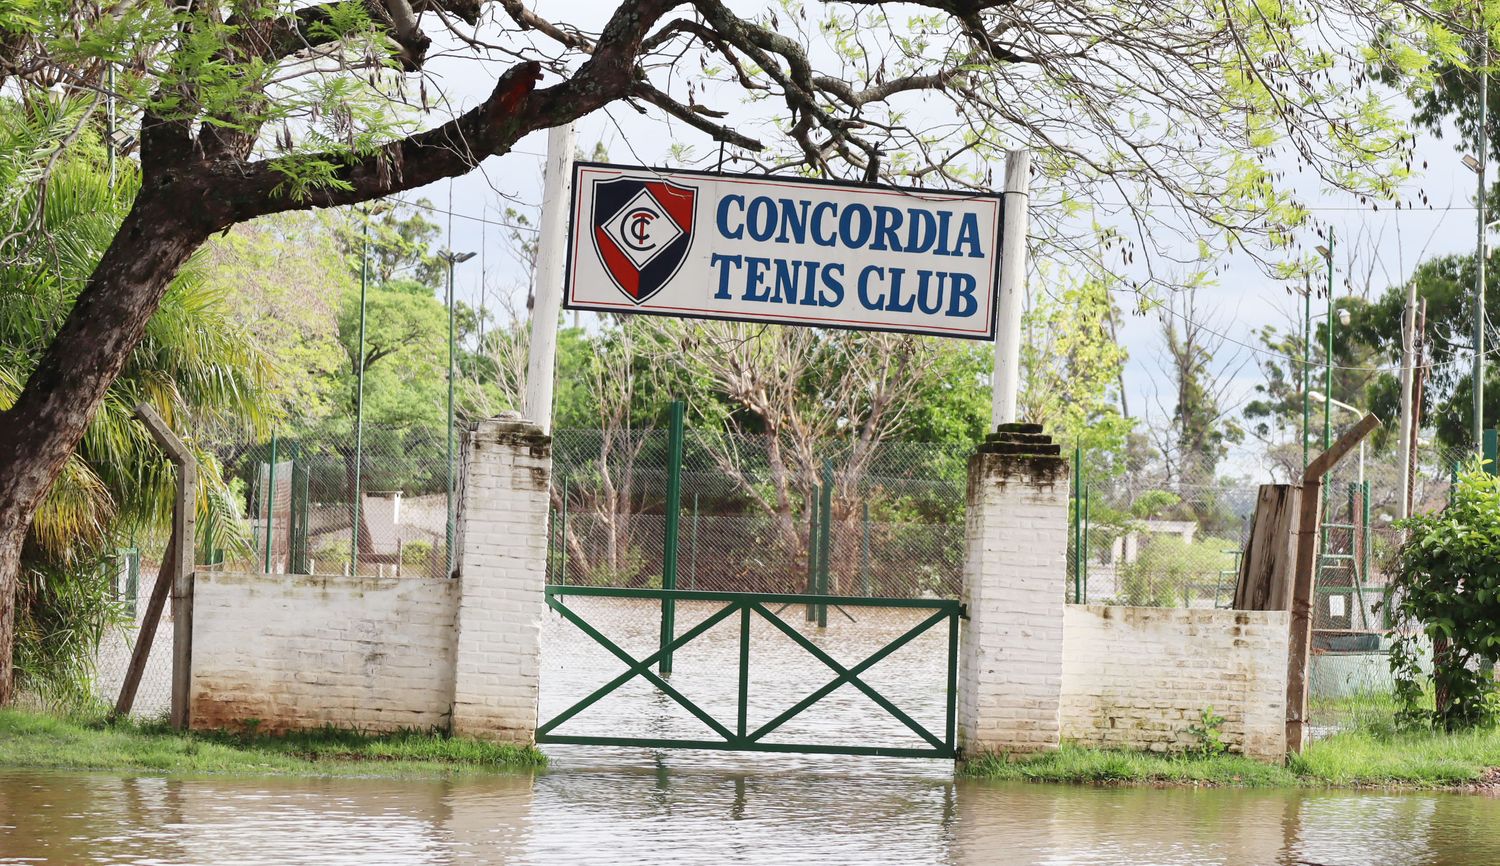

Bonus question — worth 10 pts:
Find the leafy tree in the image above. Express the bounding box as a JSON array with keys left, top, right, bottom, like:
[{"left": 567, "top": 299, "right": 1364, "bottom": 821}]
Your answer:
[
  {"left": 1244, "top": 292, "right": 1388, "bottom": 479},
  {"left": 0, "top": 0, "right": 1463, "bottom": 702},
  {"left": 1153, "top": 290, "right": 1244, "bottom": 490},
  {"left": 1019, "top": 267, "right": 1133, "bottom": 478},
  {"left": 198, "top": 211, "right": 350, "bottom": 429},
  {"left": 1390, "top": 462, "right": 1500, "bottom": 732},
  {"left": 360, "top": 205, "right": 445, "bottom": 290},
  {"left": 0, "top": 100, "right": 270, "bottom": 701},
  {"left": 1355, "top": 254, "right": 1500, "bottom": 452},
  {"left": 331, "top": 277, "right": 448, "bottom": 430}
]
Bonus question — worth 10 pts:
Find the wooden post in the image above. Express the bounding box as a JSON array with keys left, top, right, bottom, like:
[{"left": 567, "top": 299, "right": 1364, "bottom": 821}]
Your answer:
[
  {"left": 133, "top": 403, "right": 197, "bottom": 731},
  {"left": 1286, "top": 412, "right": 1379, "bottom": 754}
]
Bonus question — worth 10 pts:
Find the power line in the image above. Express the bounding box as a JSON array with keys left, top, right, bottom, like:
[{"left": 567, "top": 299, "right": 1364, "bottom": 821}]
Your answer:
[
  {"left": 387, "top": 195, "right": 540, "bottom": 233},
  {"left": 1063, "top": 283, "right": 1471, "bottom": 375}
]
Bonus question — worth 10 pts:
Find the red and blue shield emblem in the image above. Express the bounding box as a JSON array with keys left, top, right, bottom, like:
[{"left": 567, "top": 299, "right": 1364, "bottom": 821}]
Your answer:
[{"left": 590, "top": 176, "right": 697, "bottom": 304}]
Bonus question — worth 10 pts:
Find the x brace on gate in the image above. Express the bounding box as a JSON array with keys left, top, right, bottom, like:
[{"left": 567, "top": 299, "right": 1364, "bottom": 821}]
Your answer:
[{"left": 537, "top": 586, "right": 964, "bottom": 759}]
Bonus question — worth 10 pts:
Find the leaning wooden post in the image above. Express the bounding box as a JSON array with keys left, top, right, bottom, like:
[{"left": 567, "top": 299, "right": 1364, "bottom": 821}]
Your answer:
[
  {"left": 134, "top": 403, "right": 197, "bottom": 731},
  {"left": 1286, "top": 412, "right": 1379, "bottom": 754}
]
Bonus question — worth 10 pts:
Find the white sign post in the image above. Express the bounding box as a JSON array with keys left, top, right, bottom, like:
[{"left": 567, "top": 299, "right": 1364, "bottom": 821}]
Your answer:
[
  {"left": 563, "top": 164, "right": 1003, "bottom": 340},
  {"left": 523, "top": 123, "right": 576, "bottom": 434},
  {"left": 991, "top": 149, "right": 1031, "bottom": 426}
]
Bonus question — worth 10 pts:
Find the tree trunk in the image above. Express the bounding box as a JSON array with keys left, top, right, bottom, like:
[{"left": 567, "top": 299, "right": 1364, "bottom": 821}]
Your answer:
[{"left": 0, "top": 184, "right": 218, "bottom": 704}]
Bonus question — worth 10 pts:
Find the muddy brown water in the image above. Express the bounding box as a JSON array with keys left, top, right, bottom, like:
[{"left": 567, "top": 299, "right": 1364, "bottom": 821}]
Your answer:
[
  {"left": 6, "top": 598, "right": 1500, "bottom": 865},
  {"left": 5, "top": 766, "right": 1500, "bottom": 865}
]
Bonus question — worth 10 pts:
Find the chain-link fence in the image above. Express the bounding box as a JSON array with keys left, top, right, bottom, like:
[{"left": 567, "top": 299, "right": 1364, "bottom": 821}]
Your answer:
[
  {"left": 1066, "top": 437, "right": 1467, "bottom": 615},
  {"left": 1061, "top": 434, "right": 1472, "bottom": 739},
  {"left": 90, "top": 548, "right": 174, "bottom": 718},
  {"left": 538, "top": 427, "right": 967, "bottom": 749},
  {"left": 218, "top": 425, "right": 454, "bottom": 577},
  {"left": 546, "top": 429, "right": 968, "bottom": 600}
]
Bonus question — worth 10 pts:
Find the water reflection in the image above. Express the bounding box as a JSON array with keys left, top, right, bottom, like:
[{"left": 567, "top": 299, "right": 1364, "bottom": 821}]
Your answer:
[{"left": 4, "top": 761, "right": 1500, "bottom": 865}]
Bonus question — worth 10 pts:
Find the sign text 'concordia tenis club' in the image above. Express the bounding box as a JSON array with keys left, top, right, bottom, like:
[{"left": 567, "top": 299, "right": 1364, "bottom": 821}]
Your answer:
[{"left": 563, "top": 163, "right": 1003, "bottom": 340}]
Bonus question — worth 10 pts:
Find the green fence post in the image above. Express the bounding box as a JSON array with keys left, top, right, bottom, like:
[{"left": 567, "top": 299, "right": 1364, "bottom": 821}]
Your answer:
[
  {"left": 546, "top": 506, "right": 555, "bottom": 582},
  {"left": 123, "top": 547, "right": 139, "bottom": 617},
  {"left": 288, "top": 444, "right": 308, "bottom": 575},
  {"left": 860, "top": 500, "right": 871, "bottom": 597},
  {"left": 264, "top": 434, "right": 278, "bottom": 574},
  {"left": 805, "top": 490, "right": 818, "bottom": 622},
  {"left": 660, "top": 399, "right": 686, "bottom": 675},
  {"left": 1357, "top": 478, "right": 1371, "bottom": 630},
  {"left": 250, "top": 469, "right": 262, "bottom": 561},
  {"left": 559, "top": 478, "right": 569, "bottom": 586},
  {"left": 688, "top": 492, "right": 700, "bottom": 590},
  {"left": 1071, "top": 445, "right": 1082, "bottom": 604},
  {"left": 817, "top": 459, "right": 833, "bottom": 627},
  {"left": 1082, "top": 484, "right": 1091, "bottom": 603},
  {"left": 1485, "top": 428, "right": 1498, "bottom": 475}
]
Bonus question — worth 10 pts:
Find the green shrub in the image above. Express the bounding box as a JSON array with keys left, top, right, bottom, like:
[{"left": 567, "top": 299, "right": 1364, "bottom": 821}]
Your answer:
[
  {"left": 1116, "top": 535, "right": 1237, "bottom": 607},
  {"left": 401, "top": 539, "right": 433, "bottom": 566},
  {"left": 1390, "top": 463, "right": 1500, "bottom": 732}
]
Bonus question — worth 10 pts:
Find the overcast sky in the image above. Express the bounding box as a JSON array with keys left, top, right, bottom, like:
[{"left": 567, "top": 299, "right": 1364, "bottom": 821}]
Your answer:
[{"left": 383, "top": 2, "right": 1484, "bottom": 478}]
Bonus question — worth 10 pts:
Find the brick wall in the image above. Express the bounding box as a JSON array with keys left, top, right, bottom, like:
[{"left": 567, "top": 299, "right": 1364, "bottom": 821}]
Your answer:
[
  {"left": 191, "top": 572, "right": 458, "bottom": 732},
  {"left": 957, "top": 438, "right": 1071, "bottom": 755},
  {"left": 1060, "top": 605, "right": 1289, "bottom": 760},
  {"left": 450, "top": 415, "right": 551, "bottom": 744}
]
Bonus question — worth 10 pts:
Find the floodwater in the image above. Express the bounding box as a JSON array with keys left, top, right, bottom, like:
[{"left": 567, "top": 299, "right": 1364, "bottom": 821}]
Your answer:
[
  {"left": 6, "top": 598, "right": 1500, "bottom": 865},
  {"left": 6, "top": 764, "right": 1500, "bottom": 865}
]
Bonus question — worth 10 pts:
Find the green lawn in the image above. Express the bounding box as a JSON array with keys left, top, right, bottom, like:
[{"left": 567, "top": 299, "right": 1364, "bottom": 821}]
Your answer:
[
  {"left": 7, "top": 706, "right": 1498, "bottom": 789},
  {"left": 962, "top": 726, "right": 1500, "bottom": 789},
  {"left": 0, "top": 709, "right": 545, "bottom": 777}
]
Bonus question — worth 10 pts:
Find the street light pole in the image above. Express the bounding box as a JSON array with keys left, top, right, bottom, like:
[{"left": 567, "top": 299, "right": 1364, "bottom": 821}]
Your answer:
[
  {"left": 1314, "top": 236, "right": 1337, "bottom": 588},
  {"left": 1310, "top": 390, "right": 1366, "bottom": 484},
  {"left": 1468, "top": 25, "right": 1491, "bottom": 454},
  {"left": 1303, "top": 278, "right": 1312, "bottom": 474},
  {"left": 1323, "top": 229, "right": 1335, "bottom": 455},
  {"left": 443, "top": 249, "right": 476, "bottom": 578}
]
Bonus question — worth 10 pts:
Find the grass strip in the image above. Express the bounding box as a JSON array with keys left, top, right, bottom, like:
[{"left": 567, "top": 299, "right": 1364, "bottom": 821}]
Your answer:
[
  {"left": 962, "top": 726, "right": 1500, "bottom": 789},
  {"left": 0, "top": 709, "right": 545, "bottom": 778}
]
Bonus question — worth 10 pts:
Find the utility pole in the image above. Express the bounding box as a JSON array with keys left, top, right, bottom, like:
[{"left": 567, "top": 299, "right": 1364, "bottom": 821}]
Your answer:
[
  {"left": 351, "top": 212, "right": 370, "bottom": 572},
  {"left": 443, "top": 249, "right": 476, "bottom": 578},
  {"left": 524, "top": 124, "right": 577, "bottom": 434},
  {"left": 1475, "top": 29, "right": 1490, "bottom": 454},
  {"left": 1303, "top": 277, "right": 1312, "bottom": 474},
  {"left": 1397, "top": 273, "right": 1419, "bottom": 519},
  {"left": 1408, "top": 299, "right": 1429, "bottom": 516},
  {"left": 992, "top": 149, "right": 1032, "bottom": 425}
]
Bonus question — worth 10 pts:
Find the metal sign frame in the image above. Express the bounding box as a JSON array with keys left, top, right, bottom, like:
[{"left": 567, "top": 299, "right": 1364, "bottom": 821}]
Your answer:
[{"left": 562, "top": 161, "right": 1004, "bottom": 341}]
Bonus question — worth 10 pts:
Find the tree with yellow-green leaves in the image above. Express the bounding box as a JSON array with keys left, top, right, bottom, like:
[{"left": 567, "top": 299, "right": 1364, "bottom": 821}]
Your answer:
[{"left": 0, "top": 0, "right": 1467, "bottom": 703}]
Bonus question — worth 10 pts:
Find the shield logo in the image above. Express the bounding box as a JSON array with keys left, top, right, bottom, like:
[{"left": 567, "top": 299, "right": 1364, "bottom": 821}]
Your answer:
[{"left": 590, "top": 176, "right": 697, "bottom": 304}]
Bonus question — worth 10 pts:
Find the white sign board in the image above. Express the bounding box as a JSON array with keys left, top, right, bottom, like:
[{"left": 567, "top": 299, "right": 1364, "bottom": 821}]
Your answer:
[{"left": 563, "top": 163, "right": 1002, "bottom": 340}]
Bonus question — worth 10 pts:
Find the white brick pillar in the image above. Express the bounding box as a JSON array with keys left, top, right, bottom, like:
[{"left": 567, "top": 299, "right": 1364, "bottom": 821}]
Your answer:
[
  {"left": 958, "top": 423, "right": 1070, "bottom": 755},
  {"left": 451, "top": 413, "right": 551, "bottom": 743}
]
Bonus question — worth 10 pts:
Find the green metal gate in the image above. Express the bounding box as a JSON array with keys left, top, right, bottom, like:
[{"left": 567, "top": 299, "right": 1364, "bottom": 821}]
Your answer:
[{"left": 537, "top": 585, "right": 963, "bottom": 759}]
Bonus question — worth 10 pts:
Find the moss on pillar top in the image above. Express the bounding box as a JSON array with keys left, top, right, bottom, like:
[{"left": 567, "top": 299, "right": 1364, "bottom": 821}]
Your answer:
[
  {"left": 467, "top": 412, "right": 552, "bottom": 456},
  {"left": 969, "top": 424, "right": 1069, "bottom": 489}
]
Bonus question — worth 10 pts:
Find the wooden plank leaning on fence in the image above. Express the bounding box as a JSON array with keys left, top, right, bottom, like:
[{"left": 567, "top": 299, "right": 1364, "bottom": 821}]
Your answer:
[
  {"left": 1285, "top": 412, "right": 1380, "bottom": 755},
  {"left": 1233, "top": 484, "right": 1300, "bottom": 612},
  {"left": 111, "top": 403, "right": 197, "bottom": 730}
]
